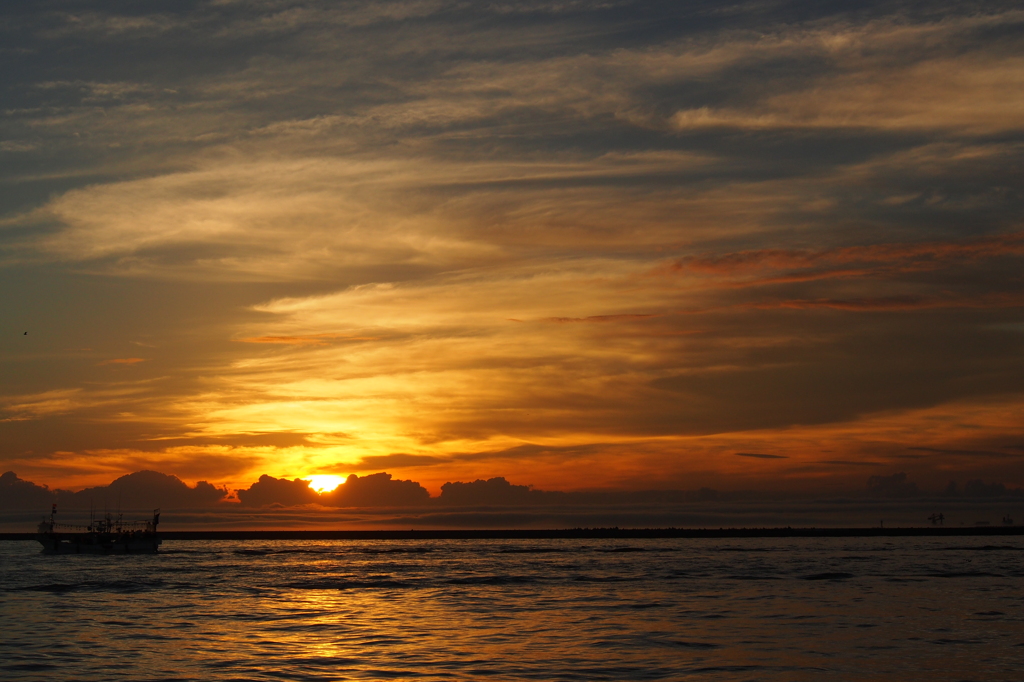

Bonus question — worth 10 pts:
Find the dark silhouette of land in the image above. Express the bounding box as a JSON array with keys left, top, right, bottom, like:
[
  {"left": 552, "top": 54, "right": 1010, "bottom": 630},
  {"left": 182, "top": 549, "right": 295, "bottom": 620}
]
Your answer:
[{"left": 2, "top": 526, "right": 1022, "bottom": 541}]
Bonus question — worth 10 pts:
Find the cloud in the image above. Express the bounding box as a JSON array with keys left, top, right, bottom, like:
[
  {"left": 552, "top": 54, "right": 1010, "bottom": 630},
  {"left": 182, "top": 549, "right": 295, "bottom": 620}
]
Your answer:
[
  {"left": 735, "top": 453, "right": 788, "bottom": 459},
  {"left": 960, "top": 479, "right": 1023, "bottom": 498},
  {"left": 0, "top": 469, "right": 227, "bottom": 511},
  {"left": 5, "top": 465, "right": 1024, "bottom": 534},
  {"left": 0, "top": 141, "right": 37, "bottom": 152},
  {"left": 438, "top": 477, "right": 537, "bottom": 506},
  {"left": 817, "top": 460, "right": 880, "bottom": 467},
  {"left": 355, "top": 454, "right": 450, "bottom": 469},
  {"left": 0, "top": 385, "right": 158, "bottom": 424},
  {"left": 0, "top": 471, "right": 67, "bottom": 510},
  {"left": 234, "top": 471, "right": 431, "bottom": 507},
  {"left": 9, "top": 153, "right": 717, "bottom": 279},
  {"left": 41, "top": 12, "right": 185, "bottom": 39},
  {"left": 751, "top": 293, "right": 1024, "bottom": 312},
  {"left": 544, "top": 314, "right": 658, "bottom": 323},
  {"left": 74, "top": 470, "right": 228, "bottom": 508},
  {"left": 910, "top": 447, "right": 1023, "bottom": 459},
  {"left": 677, "top": 233, "right": 1024, "bottom": 278},
  {"left": 323, "top": 472, "right": 430, "bottom": 507},
  {"left": 1, "top": 2, "right": 1023, "bottom": 495},
  {"left": 668, "top": 14, "right": 1024, "bottom": 135},
  {"left": 237, "top": 334, "right": 380, "bottom": 345},
  {"left": 236, "top": 474, "right": 319, "bottom": 507},
  {"left": 670, "top": 53, "right": 1024, "bottom": 134},
  {"left": 10, "top": 6, "right": 1021, "bottom": 277},
  {"left": 866, "top": 472, "right": 919, "bottom": 499},
  {"left": 0, "top": 389, "right": 84, "bottom": 421},
  {"left": 34, "top": 80, "right": 161, "bottom": 102},
  {"left": 98, "top": 357, "right": 146, "bottom": 365}
]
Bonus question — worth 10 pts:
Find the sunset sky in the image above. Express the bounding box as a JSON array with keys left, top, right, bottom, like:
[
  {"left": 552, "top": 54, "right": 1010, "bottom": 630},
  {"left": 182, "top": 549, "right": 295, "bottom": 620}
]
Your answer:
[{"left": 2, "top": 1, "right": 1023, "bottom": 498}]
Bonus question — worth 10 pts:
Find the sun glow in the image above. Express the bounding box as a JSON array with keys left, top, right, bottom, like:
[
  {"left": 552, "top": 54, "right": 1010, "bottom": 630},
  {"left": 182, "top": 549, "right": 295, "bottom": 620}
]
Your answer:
[{"left": 304, "top": 474, "right": 346, "bottom": 493}]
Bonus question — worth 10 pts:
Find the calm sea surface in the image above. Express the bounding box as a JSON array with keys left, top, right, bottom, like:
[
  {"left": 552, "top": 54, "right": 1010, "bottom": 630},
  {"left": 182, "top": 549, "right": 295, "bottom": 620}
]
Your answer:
[{"left": 1, "top": 537, "right": 1022, "bottom": 681}]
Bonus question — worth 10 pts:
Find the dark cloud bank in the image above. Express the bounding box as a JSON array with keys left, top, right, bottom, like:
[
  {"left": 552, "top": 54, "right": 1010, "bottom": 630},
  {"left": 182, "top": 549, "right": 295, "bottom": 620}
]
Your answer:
[
  {"left": 3, "top": 469, "right": 1021, "bottom": 512},
  {"left": 4, "top": 470, "right": 1023, "bottom": 532},
  {"left": 0, "top": 470, "right": 228, "bottom": 511}
]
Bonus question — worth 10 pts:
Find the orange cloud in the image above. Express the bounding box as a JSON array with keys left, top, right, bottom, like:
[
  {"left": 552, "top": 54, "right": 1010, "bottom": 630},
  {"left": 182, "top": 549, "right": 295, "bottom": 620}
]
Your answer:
[
  {"left": 675, "top": 231, "right": 1024, "bottom": 277},
  {"left": 98, "top": 357, "right": 146, "bottom": 365},
  {"left": 543, "top": 314, "right": 658, "bottom": 323},
  {"left": 237, "top": 334, "right": 379, "bottom": 345},
  {"left": 752, "top": 292, "right": 1024, "bottom": 312}
]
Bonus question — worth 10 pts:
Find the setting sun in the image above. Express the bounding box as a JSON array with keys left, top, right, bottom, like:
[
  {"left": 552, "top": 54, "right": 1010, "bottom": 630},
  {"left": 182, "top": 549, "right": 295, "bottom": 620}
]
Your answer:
[
  {"left": 304, "top": 475, "right": 346, "bottom": 494},
  {"left": 2, "top": 2, "right": 1022, "bottom": 678}
]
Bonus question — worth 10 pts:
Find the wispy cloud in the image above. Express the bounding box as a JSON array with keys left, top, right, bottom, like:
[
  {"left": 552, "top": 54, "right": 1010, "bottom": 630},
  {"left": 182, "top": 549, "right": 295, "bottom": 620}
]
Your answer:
[
  {"left": 0, "top": 389, "right": 84, "bottom": 421},
  {"left": 1, "top": 1, "right": 1022, "bottom": 495},
  {"left": 237, "top": 334, "right": 380, "bottom": 346}
]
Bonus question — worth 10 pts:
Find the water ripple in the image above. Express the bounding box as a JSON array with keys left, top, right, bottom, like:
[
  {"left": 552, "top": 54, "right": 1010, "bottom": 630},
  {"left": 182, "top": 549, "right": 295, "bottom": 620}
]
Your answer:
[{"left": 2, "top": 536, "right": 1022, "bottom": 681}]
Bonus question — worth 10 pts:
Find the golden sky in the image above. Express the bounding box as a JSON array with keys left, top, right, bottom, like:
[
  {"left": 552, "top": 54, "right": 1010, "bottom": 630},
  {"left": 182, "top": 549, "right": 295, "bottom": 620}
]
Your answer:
[{"left": 1, "top": 1, "right": 1023, "bottom": 497}]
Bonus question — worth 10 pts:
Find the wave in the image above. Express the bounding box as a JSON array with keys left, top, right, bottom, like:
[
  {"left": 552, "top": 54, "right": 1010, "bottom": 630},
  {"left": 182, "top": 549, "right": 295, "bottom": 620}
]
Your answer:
[
  {"left": 803, "top": 572, "right": 855, "bottom": 580},
  {"left": 280, "top": 579, "right": 415, "bottom": 590},
  {"left": 20, "top": 579, "right": 168, "bottom": 593},
  {"left": 445, "top": 575, "right": 536, "bottom": 585}
]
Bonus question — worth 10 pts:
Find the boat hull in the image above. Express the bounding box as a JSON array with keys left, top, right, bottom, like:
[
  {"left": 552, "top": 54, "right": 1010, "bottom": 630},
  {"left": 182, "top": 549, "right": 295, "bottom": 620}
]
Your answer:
[{"left": 37, "top": 533, "right": 161, "bottom": 555}]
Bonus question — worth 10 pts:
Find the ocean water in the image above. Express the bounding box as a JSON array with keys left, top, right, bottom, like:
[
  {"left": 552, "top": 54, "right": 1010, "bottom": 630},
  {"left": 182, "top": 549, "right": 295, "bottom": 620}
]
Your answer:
[{"left": 1, "top": 537, "right": 1022, "bottom": 681}]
